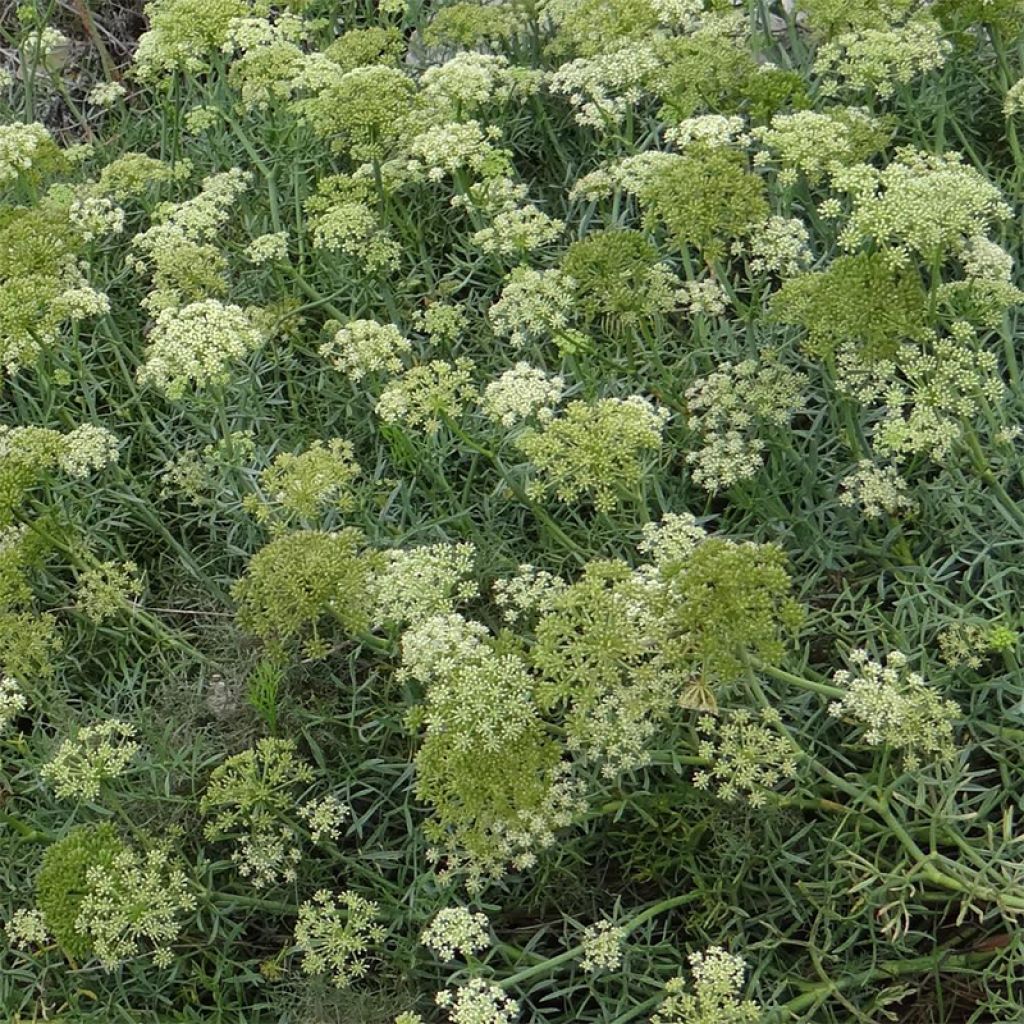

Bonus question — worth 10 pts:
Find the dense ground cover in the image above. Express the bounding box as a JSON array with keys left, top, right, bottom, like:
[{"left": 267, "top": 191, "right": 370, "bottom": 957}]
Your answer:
[{"left": 4, "top": 0, "right": 1024, "bottom": 1020}]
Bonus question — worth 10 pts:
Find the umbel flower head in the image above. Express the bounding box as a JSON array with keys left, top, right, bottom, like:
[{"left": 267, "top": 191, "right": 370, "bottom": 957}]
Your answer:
[
  {"left": 36, "top": 823, "right": 125, "bottom": 959},
  {"left": 579, "top": 919, "right": 627, "bottom": 973},
  {"left": 421, "top": 906, "right": 490, "bottom": 960},
  {"left": 133, "top": 0, "right": 249, "bottom": 81},
  {"left": 693, "top": 708, "right": 798, "bottom": 807},
  {"left": 829, "top": 650, "right": 960, "bottom": 770},
  {"left": 370, "top": 542, "right": 479, "bottom": 627},
  {"left": 375, "top": 359, "right": 478, "bottom": 435},
  {"left": 402, "top": 612, "right": 583, "bottom": 887},
  {"left": 294, "top": 889, "right": 385, "bottom": 987},
  {"left": 41, "top": 719, "right": 140, "bottom": 801},
  {"left": 252, "top": 438, "right": 361, "bottom": 522},
  {"left": 232, "top": 528, "right": 379, "bottom": 656},
  {"left": 481, "top": 363, "right": 564, "bottom": 427},
  {"left": 75, "top": 844, "right": 196, "bottom": 970},
  {"left": 319, "top": 318, "right": 412, "bottom": 381},
  {"left": 436, "top": 979, "right": 520, "bottom": 1024},
  {"left": 137, "top": 299, "right": 266, "bottom": 400},
  {"left": 639, "top": 144, "right": 768, "bottom": 262},
  {"left": 201, "top": 737, "right": 339, "bottom": 888},
  {"left": 0, "top": 122, "right": 62, "bottom": 184},
  {"left": 685, "top": 356, "right": 806, "bottom": 492},
  {"left": 517, "top": 395, "right": 670, "bottom": 511},
  {"left": 653, "top": 946, "right": 761, "bottom": 1024}
]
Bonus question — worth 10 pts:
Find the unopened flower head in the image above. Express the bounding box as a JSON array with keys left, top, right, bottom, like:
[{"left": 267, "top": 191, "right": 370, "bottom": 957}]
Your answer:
[
  {"left": 255, "top": 439, "right": 360, "bottom": 521},
  {"left": 517, "top": 395, "right": 669, "bottom": 511}
]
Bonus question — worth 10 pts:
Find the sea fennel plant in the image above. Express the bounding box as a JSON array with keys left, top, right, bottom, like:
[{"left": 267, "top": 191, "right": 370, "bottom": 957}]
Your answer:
[{"left": 3, "top": 1, "right": 1024, "bottom": 1022}]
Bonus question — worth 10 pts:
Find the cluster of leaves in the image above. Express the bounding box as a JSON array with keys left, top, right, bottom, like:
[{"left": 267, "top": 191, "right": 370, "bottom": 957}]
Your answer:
[{"left": 4, "top": 1, "right": 1024, "bottom": 1022}]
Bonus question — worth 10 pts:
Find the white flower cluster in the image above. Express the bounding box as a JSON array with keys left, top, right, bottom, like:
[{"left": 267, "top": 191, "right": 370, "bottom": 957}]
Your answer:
[
  {"left": 436, "top": 980, "right": 519, "bottom": 1024},
  {"left": 408, "top": 121, "right": 507, "bottom": 181},
  {"left": 693, "top": 708, "right": 798, "bottom": 807},
  {"left": 833, "top": 149, "right": 1011, "bottom": 262},
  {"left": 77, "top": 846, "right": 196, "bottom": 969},
  {"left": 471, "top": 201, "right": 565, "bottom": 257},
  {"left": 0, "top": 676, "right": 27, "bottom": 734},
  {"left": 654, "top": 947, "right": 761, "bottom": 1024},
  {"left": 5, "top": 908, "right": 49, "bottom": 951},
  {"left": 41, "top": 719, "right": 140, "bottom": 800},
  {"left": 637, "top": 512, "right": 707, "bottom": 568},
  {"left": 129, "top": 167, "right": 251, "bottom": 310},
  {"left": 372, "top": 543, "right": 479, "bottom": 627},
  {"left": 739, "top": 216, "right": 810, "bottom": 278},
  {"left": 579, "top": 919, "right": 626, "bottom": 973},
  {"left": 839, "top": 460, "right": 916, "bottom": 519},
  {"left": 489, "top": 268, "right": 578, "bottom": 348},
  {"left": 138, "top": 299, "right": 265, "bottom": 399},
  {"left": 320, "top": 319, "right": 412, "bottom": 381},
  {"left": 421, "top": 53, "right": 542, "bottom": 115},
  {"left": 294, "top": 889, "right": 385, "bottom": 988},
  {"left": 69, "top": 194, "right": 126, "bottom": 242},
  {"left": 421, "top": 907, "right": 490, "bottom": 960},
  {"left": 492, "top": 564, "right": 567, "bottom": 624},
  {"left": 87, "top": 81, "right": 127, "bottom": 107},
  {"left": 375, "top": 359, "right": 478, "bottom": 434},
  {"left": 481, "top": 363, "right": 565, "bottom": 427},
  {"left": 520, "top": 395, "right": 670, "bottom": 511},
  {"left": 0, "top": 122, "right": 54, "bottom": 184},
  {"left": 752, "top": 108, "right": 884, "bottom": 185},
  {"left": 678, "top": 279, "right": 730, "bottom": 317},
  {"left": 685, "top": 358, "right": 806, "bottom": 492},
  {"left": 829, "top": 650, "right": 960, "bottom": 770},
  {"left": 667, "top": 115, "right": 749, "bottom": 151},
  {"left": 549, "top": 44, "right": 660, "bottom": 129},
  {"left": 873, "top": 338, "right": 1003, "bottom": 463},
  {"left": 59, "top": 424, "right": 120, "bottom": 478},
  {"left": 570, "top": 151, "right": 682, "bottom": 203},
  {"left": 961, "top": 234, "right": 1014, "bottom": 283},
  {"left": 244, "top": 231, "right": 289, "bottom": 264},
  {"left": 814, "top": 18, "right": 952, "bottom": 100},
  {"left": 298, "top": 795, "right": 350, "bottom": 843},
  {"left": 1005, "top": 76, "right": 1024, "bottom": 116}
]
